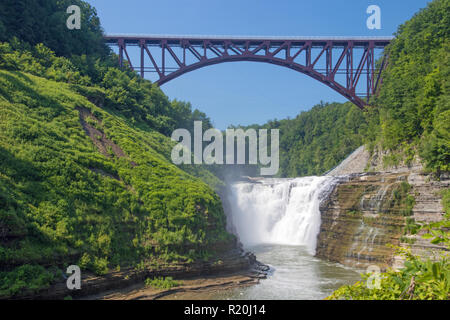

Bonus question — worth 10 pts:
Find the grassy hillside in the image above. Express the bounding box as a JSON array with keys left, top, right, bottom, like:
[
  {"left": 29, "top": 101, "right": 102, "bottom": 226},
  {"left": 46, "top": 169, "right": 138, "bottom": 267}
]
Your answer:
[{"left": 0, "top": 68, "right": 231, "bottom": 297}]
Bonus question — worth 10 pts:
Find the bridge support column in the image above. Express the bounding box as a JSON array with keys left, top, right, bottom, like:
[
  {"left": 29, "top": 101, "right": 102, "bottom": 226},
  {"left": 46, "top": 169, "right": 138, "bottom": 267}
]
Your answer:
[
  {"left": 140, "top": 40, "right": 145, "bottom": 78},
  {"left": 118, "top": 38, "right": 124, "bottom": 68},
  {"left": 367, "top": 42, "right": 375, "bottom": 103}
]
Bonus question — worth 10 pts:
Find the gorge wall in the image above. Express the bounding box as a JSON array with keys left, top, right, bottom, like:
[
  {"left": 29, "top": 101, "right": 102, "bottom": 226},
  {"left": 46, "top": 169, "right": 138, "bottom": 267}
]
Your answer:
[{"left": 316, "top": 148, "right": 449, "bottom": 271}]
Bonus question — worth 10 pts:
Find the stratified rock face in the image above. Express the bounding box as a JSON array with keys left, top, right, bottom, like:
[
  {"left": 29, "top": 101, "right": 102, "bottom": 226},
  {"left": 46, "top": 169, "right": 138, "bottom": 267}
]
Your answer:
[
  {"left": 316, "top": 173, "right": 405, "bottom": 271},
  {"left": 316, "top": 171, "right": 448, "bottom": 271},
  {"left": 395, "top": 171, "right": 450, "bottom": 268}
]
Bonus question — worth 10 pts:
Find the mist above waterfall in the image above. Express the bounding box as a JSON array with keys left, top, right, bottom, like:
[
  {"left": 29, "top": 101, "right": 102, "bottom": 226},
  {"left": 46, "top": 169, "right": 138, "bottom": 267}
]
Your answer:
[{"left": 226, "top": 176, "right": 338, "bottom": 255}]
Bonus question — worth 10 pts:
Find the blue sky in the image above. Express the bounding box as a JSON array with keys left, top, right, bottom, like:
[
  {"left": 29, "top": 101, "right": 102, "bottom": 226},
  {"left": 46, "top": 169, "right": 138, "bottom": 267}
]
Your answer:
[{"left": 87, "top": 0, "right": 431, "bottom": 129}]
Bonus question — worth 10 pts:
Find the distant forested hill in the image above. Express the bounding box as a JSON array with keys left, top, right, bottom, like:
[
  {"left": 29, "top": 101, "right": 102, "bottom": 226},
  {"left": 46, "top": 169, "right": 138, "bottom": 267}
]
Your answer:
[{"left": 231, "top": 102, "right": 370, "bottom": 177}]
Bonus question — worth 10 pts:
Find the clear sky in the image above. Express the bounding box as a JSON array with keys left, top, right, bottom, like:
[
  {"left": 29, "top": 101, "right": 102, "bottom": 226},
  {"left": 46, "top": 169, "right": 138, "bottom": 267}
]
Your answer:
[{"left": 86, "top": 0, "right": 431, "bottom": 129}]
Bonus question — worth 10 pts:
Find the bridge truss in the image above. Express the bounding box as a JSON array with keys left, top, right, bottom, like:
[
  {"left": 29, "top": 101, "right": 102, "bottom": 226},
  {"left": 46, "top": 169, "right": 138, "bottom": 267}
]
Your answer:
[{"left": 104, "top": 34, "right": 392, "bottom": 109}]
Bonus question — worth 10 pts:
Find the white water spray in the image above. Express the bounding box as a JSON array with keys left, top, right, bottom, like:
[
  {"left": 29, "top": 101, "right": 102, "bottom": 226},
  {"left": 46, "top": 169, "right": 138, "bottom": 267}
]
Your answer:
[{"left": 226, "top": 176, "right": 338, "bottom": 255}]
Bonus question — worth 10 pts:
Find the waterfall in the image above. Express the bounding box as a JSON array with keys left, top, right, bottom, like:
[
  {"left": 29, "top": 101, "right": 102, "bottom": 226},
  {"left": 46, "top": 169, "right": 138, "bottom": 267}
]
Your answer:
[{"left": 226, "top": 176, "right": 338, "bottom": 255}]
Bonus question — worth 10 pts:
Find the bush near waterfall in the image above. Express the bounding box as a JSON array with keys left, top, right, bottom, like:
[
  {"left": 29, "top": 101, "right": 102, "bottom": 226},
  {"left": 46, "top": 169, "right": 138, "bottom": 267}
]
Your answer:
[{"left": 327, "top": 249, "right": 449, "bottom": 300}]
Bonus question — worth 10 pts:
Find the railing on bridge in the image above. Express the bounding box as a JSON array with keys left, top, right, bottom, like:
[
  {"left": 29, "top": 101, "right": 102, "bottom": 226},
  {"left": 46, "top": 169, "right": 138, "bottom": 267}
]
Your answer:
[{"left": 104, "top": 34, "right": 393, "bottom": 109}]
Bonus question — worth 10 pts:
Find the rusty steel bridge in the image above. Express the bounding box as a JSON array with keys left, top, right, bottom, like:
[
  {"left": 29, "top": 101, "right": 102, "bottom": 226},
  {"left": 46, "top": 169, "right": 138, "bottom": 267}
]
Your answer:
[{"left": 104, "top": 34, "right": 393, "bottom": 109}]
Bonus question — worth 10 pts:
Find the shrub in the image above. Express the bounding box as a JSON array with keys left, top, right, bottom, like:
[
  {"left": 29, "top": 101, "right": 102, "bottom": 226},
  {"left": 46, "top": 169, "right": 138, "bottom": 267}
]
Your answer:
[{"left": 144, "top": 276, "right": 181, "bottom": 289}]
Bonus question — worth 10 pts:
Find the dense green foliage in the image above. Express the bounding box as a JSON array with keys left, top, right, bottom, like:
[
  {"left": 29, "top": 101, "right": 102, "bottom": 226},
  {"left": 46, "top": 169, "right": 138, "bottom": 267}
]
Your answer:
[
  {"left": 372, "top": 0, "right": 449, "bottom": 172},
  {"left": 0, "top": 0, "right": 232, "bottom": 298},
  {"left": 0, "top": 264, "right": 58, "bottom": 297},
  {"left": 276, "top": 102, "right": 369, "bottom": 177},
  {"left": 0, "top": 40, "right": 213, "bottom": 139},
  {"left": 0, "top": 0, "right": 108, "bottom": 57}
]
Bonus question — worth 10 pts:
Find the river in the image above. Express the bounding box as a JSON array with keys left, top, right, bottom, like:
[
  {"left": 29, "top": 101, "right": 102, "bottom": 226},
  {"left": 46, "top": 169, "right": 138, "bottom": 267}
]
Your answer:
[{"left": 213, "top": 244, "right": 360, "bottom": 300}]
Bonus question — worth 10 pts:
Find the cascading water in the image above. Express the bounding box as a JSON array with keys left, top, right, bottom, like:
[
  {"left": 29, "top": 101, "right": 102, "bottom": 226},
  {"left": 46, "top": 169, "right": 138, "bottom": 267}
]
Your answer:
[
  {"left": 226, "top": 176, "right": 338, "bottom": 255},
  {"left": 212, "top": 175, "right": 360, "bottom": 300}
]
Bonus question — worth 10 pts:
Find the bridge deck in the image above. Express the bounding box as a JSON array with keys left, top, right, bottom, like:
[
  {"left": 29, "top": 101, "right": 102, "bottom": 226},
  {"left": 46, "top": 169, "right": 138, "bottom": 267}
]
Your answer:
[{"left": 104, "top": 34, "right": 393, "bottom": 47}]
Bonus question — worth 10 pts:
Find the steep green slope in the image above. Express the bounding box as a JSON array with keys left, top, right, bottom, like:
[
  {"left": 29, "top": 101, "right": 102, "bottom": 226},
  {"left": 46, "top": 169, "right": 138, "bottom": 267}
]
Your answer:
[{"left": 0, "top": 69, "right": 232, "bottom": 297}]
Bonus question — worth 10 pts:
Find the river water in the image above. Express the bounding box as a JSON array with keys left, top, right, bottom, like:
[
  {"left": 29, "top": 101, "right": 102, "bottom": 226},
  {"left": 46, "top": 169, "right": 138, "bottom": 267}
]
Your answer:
[
  {"left": 213, "top": 244, "right": 360, "bottom": 300},
  {"left": 215, "top": 176, "right": 361, "bottom": 300}
]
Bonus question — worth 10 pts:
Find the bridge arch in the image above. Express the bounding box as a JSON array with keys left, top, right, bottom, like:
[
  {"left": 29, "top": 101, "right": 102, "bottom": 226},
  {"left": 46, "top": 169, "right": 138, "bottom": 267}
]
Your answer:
[{"left": 156, "top": 55, "right": 361, "bottom": 108}]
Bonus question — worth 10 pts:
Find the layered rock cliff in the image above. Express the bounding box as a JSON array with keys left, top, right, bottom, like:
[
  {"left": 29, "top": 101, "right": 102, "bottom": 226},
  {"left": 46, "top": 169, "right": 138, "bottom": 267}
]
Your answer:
[
  {"left": 316, "top": 147, "right": 448, "bottom": 271},
  {"left": 316, "top": 172, "right": 407, "bottom": 271}
]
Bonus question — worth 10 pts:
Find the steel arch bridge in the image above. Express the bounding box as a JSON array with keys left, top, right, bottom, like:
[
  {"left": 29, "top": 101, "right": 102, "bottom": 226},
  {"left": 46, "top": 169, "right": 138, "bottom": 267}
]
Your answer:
[{"left": 104, "top": 34, "right": 393, "bottom": 109}]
